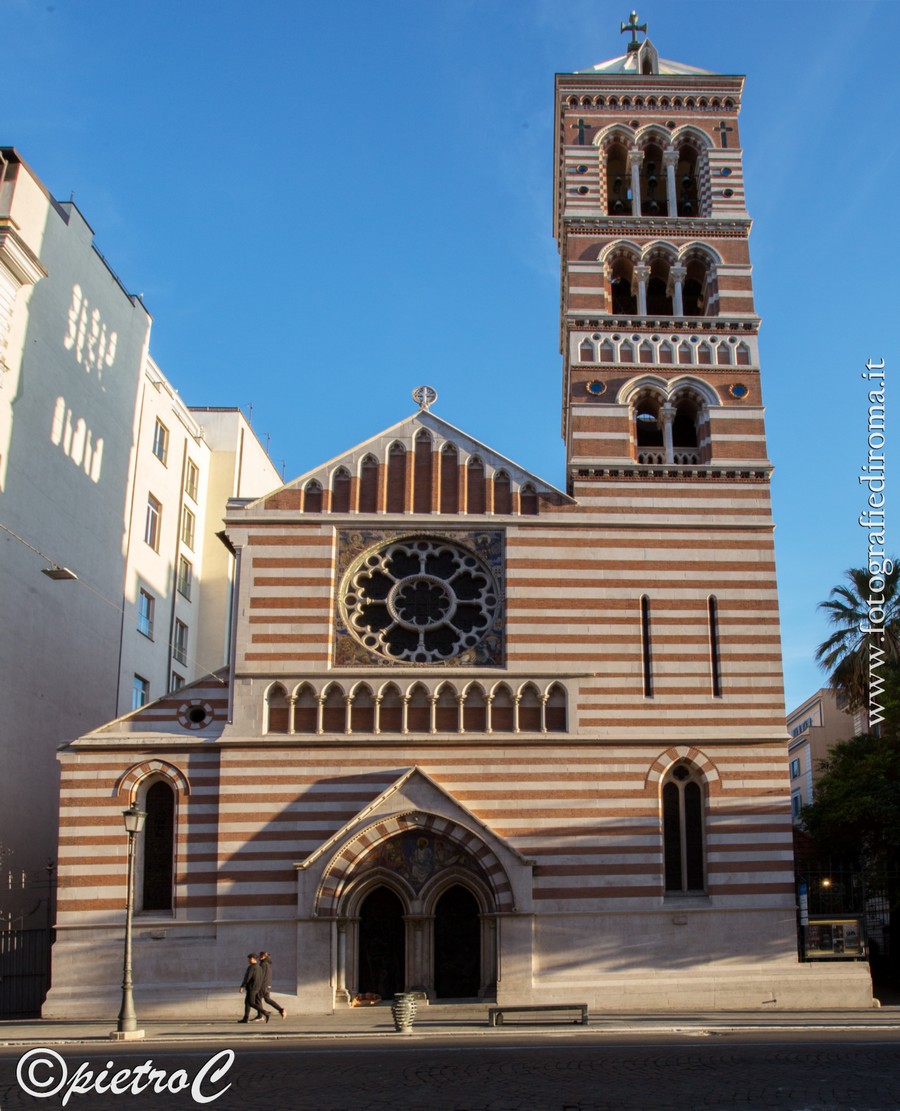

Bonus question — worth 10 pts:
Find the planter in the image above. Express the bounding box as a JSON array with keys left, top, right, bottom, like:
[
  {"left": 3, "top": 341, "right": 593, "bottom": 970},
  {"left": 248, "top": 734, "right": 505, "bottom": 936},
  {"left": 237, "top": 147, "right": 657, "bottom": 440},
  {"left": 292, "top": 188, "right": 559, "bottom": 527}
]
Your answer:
[{"left": 390, "top": 992, "right": 417, "bottom": 1033}]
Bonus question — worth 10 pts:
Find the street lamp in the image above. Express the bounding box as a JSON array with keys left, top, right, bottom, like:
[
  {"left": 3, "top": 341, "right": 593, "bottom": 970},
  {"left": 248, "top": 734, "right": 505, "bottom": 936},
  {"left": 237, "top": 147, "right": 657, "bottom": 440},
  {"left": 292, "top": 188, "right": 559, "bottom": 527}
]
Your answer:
[{"left": 111, "top": 802, "right": 146, "bottom": 1040}]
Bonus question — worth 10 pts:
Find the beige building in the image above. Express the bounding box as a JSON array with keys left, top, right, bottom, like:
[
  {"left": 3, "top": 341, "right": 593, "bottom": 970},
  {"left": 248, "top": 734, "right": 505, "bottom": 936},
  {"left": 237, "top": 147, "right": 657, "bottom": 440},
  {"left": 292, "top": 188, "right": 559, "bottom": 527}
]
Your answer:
[
  {"left": 0, "top": 150, "right": 280, "bottom": 924},
  {"left": 787, "top": 689, "right": 866, "bottom": 822},
  {"left": 45, "top": 29, "right": 873, "bottom": 1016}
]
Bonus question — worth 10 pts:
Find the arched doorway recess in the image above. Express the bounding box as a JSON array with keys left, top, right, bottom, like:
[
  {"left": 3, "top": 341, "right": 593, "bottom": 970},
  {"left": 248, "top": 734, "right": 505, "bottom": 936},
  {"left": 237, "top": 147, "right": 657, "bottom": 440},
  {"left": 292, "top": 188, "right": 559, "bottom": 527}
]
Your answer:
[{"left": 433, "top": 884, "right": 481, "bottom": 998}]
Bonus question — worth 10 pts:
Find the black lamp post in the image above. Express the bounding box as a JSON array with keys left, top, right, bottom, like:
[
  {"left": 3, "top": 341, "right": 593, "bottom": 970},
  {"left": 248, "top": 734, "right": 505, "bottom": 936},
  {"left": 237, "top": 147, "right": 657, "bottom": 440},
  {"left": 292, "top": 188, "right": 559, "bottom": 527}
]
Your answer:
[{"left": 112, "top": 802, "right": 146, "bottom": 1040}]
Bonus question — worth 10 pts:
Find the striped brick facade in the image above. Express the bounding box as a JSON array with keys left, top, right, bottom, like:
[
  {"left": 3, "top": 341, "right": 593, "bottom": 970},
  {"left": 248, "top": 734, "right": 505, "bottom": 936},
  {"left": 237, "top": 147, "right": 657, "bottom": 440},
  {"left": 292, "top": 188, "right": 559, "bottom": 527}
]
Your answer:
[{"left": 46, "top": 34, "right": 872, "bottom": 1017}]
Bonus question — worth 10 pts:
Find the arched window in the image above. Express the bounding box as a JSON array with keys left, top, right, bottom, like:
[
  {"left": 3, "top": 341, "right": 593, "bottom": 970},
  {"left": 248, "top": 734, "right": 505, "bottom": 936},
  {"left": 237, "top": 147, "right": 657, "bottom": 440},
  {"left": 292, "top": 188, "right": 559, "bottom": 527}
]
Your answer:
[
  {"left": 672, "top": 396, "right": 700, "bottom": 462},
  {"left": 440, "top": 444, "right": 459, "bottom": 513},
  {"left": 467, "top": 457, "right": 486, "bottom": 514},
  {"left": 646, "top": 257, "right": 673, "bottom": 315},
  {"left": 386, "top": 442, "right": 407, "bottom": 514},
  {"left": 493, "top": 471, "right": 512, "bottom": 515},
  {"left": 350, "top": 684, "right": 375, "bottom": 733},
  {"left": 708, "top": 595, "right": 722, "bottom": 697},
  {"left": 462, "top": 684, "right": 487, "bottom": 732},
  {"left": 520, "top": 484, "right": 538, "bottom": 516},
  {"left": 294, "top": 684, "right": 318, "bottom": 734},
  {"left": 332, "top": 467, "right": 351, "bottom": 513},
  {"left": 606, "top": 141, "right": 631, "bottom": 215},
  {"left": 413, "top": 432, "right": 433, "bottom": 514},
  {"left": 142, "top": 780, "right": 175, "bottom": 912},
  {"left": 434, "top": 685, "right": 458, "bottom": 732},
  {"left": 634, "top": 396, "right": 664, "bottom": 452},
  {"left": 662, "top": 762, "right": 706, "bottom": 893},
  {"left": 682, "top": 256, "right": 710, "bottom": 316},
  {"left": 359, "top": 455, "right": 379, "bottom": 514},
  {"left": 406, "top": 683, "right": 431, "bottom": 733},
  {"left": 379, "top": 684, "right": 404, "bottom": 733},
  {"left": 518, "top": 683, "right": 542, "bottom": 731},
  {"left": 544, "top": 684, "right": 567, "bottom": 732},
  {"left": 303, "top": 480, "right": 323, "bottom": 513},
  {"left": 491, "top": 684, "right": 515, "bottom": 731},
  {"left": 639, "top": 142, "right": 667, "bottom": 216},
  {"left": 579, "top": 339, "right": 595, "bottom": 362},
  {"left": 676, "top": 145, "right": 699, "bottom": 216},
  {"left": 266, "top": 683, "right": 290, "bottom": 734},
  {"left": 322, "top": 685, "right": 346, "bottom": 734},
  {"left": 609, "top": 256, "right": 637, "bottom": 314}
]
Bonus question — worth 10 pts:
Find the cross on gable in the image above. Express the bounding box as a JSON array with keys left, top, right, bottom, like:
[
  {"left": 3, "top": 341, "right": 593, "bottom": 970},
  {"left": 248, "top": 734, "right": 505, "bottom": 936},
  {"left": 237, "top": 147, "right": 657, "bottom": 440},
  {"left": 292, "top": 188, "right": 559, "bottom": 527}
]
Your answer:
[{"left": 571, "top": 118, "right": 590, "bottom": 145}]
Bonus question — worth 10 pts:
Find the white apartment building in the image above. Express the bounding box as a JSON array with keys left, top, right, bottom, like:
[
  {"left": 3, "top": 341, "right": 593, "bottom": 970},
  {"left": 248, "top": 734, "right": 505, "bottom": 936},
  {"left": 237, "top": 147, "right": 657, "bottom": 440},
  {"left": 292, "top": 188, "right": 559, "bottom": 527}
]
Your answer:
[{"left": 0, "top": 149, "right": 280, "bottom": 922}]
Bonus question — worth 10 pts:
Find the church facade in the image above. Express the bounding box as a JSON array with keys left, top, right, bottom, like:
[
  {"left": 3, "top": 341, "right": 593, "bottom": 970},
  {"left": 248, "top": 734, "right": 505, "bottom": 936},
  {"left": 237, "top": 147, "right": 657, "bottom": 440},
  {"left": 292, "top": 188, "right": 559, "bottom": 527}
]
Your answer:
[{"left": 45, "top": 28, "right": 872, "bottom": 1016}]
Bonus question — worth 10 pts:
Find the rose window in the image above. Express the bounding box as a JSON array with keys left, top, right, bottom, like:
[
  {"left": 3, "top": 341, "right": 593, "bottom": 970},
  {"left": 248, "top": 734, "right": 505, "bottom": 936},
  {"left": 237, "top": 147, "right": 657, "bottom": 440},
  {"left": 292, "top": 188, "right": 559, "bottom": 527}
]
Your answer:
[{"left": 342, "top": 539, "right": 499, "bottom": 663}]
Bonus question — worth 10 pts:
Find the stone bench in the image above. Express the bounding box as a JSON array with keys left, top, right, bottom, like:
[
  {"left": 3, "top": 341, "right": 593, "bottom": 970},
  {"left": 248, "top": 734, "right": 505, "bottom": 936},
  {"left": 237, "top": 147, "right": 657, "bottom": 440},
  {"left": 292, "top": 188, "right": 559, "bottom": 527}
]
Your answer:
[{"left": 488, "top": 1003, "right": 589, "bottom": 1026}]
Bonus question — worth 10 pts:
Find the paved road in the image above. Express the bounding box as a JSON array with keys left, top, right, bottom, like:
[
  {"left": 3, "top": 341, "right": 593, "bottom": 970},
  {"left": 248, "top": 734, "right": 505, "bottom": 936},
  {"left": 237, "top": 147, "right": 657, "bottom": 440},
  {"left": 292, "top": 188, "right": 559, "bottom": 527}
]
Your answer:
[{"left": 1, "top": 1031, "right": 899, "bottom": 1110}]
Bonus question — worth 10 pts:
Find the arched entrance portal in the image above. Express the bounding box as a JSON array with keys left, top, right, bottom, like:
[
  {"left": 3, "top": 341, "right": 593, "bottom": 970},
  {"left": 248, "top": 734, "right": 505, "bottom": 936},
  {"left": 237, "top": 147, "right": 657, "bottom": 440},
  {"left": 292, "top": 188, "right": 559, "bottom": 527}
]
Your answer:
[
  {"left": 434, "top": 884, "right": 481, "bottom": 998},
  {"left": 357, "top": 886, "right": 405, "bottom": 998}
]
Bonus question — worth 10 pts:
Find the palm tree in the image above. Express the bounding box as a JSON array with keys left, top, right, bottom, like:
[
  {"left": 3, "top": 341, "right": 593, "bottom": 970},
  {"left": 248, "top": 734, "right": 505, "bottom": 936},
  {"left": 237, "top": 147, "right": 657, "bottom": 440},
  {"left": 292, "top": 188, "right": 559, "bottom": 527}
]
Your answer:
[{"left": 815, "top": 562, "right": 900, "bottom": 711}]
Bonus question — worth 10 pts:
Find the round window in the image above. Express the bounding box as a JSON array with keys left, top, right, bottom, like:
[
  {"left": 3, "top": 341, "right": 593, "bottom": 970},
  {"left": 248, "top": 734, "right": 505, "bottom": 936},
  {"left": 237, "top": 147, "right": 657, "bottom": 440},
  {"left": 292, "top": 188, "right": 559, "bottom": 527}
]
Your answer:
[{"left": 342, "top": 539, "right": 499, "bottom": 663}]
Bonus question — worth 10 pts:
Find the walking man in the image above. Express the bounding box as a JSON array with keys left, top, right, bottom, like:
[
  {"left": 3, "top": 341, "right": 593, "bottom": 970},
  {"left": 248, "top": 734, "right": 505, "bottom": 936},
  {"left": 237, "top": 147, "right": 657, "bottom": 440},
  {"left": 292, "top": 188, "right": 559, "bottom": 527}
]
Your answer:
[
  {"left": 258, "top": 950, "right": 286, "bottom": 1019},
  {"left": 238, "top": 953, "right": 269, "bottom": 1023}
]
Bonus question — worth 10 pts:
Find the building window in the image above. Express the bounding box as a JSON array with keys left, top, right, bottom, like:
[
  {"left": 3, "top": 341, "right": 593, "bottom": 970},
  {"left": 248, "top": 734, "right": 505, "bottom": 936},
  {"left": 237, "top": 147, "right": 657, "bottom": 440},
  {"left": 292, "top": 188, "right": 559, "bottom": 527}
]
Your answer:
[
  {"left": 173, "top": 619, "right": 188, "bottom": 666},
  {"left": 185, "top": 459, "right": 199, "bottom": 502},
  {"left": 181, "top": 506, "right": 196, "bottom": 550},
  {"left": 708, "top": 595, "right": 722, "bottom": 697},
  {"left": 144, "top": 495, "right": 162, "bottom": 551},
  {"left": 170, "top": 672, "right": 185, "bottom": 692},
  {"left": 152, "top": 419, "right": 169, "bottom": 465},
  {"left": 142, "top": 780, "right": 175, "bottom": 912},
  {"left": 641, "top": 595, "right": 652, "bottom": 697},
  {"left": 137, "top": 589, "right": 155, "bottom": 639},
  {"left": 132, "top": 675, "right": 150, "bottom": 711},
  {"left": 177, "top": 556, "right": 193, "bottom": 600},
  {"left": 791, "top": 792, "right": 802, "bottom": 821},
  {"left": 790, "top": 757, "right": 801, "bottom": 780},
  {"left": 662, "top": 761, "right": 705, "bottom": 893}
]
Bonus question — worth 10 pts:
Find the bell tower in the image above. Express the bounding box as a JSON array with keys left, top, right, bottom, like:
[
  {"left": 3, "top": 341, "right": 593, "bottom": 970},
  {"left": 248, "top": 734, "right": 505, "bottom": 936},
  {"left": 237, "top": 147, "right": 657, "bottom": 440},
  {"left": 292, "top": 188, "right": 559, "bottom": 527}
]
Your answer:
[{"left": 553, "top": 14, "right": 767, "bottom": 490}]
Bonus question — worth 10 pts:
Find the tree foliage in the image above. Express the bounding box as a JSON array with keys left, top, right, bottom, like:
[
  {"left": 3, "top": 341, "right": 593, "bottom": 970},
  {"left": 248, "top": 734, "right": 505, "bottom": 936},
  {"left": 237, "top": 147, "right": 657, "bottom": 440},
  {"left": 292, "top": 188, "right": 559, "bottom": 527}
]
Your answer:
[{"left": 815, "top": 562, "right": 900, "bottom": 712}]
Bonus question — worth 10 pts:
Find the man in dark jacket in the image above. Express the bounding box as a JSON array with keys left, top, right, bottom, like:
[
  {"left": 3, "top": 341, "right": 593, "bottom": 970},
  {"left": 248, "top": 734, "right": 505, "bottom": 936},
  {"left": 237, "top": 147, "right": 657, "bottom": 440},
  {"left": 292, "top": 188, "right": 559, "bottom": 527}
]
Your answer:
[
  {"left": 258, "top": 950, "right": 286, "bottom": 1019},
  {"left": 238, "top": 953, "right": 269, "bottom": 1023}
]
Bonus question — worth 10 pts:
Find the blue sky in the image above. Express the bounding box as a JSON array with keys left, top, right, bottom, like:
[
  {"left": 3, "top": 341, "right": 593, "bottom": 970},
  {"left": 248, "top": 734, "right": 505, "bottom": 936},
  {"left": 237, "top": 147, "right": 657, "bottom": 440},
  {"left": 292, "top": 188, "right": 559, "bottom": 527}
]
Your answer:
[{"left": 5, "top": 0, "right": 896, "bottom": 709}]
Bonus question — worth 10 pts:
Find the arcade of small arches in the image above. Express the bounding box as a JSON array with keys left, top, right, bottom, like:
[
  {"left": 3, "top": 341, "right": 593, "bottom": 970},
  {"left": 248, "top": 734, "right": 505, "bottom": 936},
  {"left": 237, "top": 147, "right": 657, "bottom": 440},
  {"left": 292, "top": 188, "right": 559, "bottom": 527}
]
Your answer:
[
  {"left": 269, "top": 431, "right": 542, "bottom": 516},
  {"left": 596, "top": 125, "right": 713, "bottom": 218},
  {"left": 601, "top": 240, "right": 720, "bottom": 319},
  {"left": 265, "top": 680, "right": 568, "bottom": 735},
  {"left": 567, "top": 93, "right": 736, "bottom": 112},
  {"left": 576, "top": 331, "right": 752, "bottom": 368}
]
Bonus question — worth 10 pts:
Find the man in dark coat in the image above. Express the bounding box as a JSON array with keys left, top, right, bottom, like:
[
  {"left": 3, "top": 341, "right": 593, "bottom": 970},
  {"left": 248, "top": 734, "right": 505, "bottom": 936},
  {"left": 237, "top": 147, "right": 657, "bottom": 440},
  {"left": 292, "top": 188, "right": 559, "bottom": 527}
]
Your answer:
[
  {"left": 258, "top": 950, "right": 286, "bottom": 1019},
  {"left": 238, "top": 953, "right": 269, "bottom": 1023}
]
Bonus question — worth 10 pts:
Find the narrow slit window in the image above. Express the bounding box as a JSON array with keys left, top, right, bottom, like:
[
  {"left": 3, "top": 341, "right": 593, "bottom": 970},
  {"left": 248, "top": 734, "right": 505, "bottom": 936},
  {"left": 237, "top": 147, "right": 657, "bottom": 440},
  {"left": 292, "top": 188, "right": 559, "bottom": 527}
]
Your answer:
[
  {"left": 641, "top": 595, "right": 653, "bottom": 697},
  {"left": 708, "top": 595, "right": 722, "bottom": 697}
]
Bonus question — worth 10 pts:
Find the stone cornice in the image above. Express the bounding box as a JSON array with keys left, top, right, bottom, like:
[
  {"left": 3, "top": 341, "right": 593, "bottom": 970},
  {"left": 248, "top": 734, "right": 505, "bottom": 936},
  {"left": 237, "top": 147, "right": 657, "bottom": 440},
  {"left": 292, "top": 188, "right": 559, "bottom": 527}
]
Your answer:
[
  {"left": 0, "top": 220, "right": 47, "bottom": 286},
  {"left": 564, "top": 314, "right": 760, "bottom": 334},
  {"left": 563, "top": 216, "right": 751, "bottom": 237}
]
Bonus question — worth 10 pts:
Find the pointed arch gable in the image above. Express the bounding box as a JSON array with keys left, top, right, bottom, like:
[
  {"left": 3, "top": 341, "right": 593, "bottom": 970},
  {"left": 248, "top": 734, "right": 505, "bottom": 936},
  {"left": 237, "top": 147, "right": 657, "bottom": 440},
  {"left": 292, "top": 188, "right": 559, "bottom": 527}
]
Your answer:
[
  {"left": 314, "top": 811, "right": 515, "bottom": 917},
  {"left": 116, "top": 759, "right": 190, "bottom": 800}
]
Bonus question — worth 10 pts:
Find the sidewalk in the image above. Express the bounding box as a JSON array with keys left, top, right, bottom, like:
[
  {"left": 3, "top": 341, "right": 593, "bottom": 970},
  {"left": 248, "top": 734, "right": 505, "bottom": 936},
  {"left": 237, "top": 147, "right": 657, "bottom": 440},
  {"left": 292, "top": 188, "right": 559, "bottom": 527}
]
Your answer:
[{"left": 2, "top": 1002, "right": 900, "bottom": 1047}]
